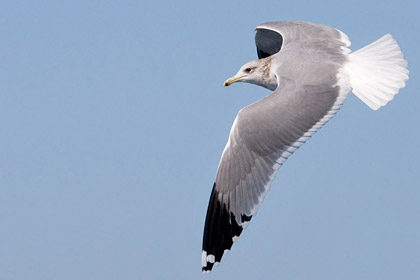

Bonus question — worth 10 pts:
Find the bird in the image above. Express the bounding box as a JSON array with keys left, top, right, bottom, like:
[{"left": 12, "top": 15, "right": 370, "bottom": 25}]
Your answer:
[{"left": 201, "top": 21, "right": 409, "bottom": 272}]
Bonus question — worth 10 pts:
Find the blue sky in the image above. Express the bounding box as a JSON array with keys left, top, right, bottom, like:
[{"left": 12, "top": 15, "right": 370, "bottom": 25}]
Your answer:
[{"left": 1, "top": 1, "right": 419, "bottom": 279}]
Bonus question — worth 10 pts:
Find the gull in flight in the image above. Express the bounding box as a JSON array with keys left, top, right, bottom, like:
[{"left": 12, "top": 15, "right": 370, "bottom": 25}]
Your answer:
[{"left": 202, "top": 21, "right": 409, "bottom": 272}]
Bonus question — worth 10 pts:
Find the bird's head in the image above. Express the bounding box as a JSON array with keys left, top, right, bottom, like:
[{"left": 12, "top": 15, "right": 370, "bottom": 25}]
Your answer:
[{"left": 223, "top": 58, "right": 277, "bottom": 90}]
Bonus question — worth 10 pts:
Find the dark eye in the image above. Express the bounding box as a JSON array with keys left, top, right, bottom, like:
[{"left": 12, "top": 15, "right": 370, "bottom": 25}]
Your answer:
[{"left": 244, "top": 67, "right": 252, "bottom": 73}]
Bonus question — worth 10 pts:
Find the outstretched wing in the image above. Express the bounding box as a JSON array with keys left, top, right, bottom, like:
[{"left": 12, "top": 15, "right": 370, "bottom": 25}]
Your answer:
[
  {"left": 255, "top": 21, "right": 350, "bottom": 59},
  {"left": 202, "top": 79, "right": 348, "bottom": 271}
]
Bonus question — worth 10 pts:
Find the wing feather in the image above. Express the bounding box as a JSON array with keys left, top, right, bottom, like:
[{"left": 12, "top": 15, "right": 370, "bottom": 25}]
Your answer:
[
  {"left": 202, "top": 80, "right": 348, "bottom": 271},
  {"left": 202, "top": 21, "right": 351, "bottom": 272}
]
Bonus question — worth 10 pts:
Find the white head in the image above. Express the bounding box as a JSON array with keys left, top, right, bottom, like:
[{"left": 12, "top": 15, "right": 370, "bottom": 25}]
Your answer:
[{"left": 223, "top": 57, "right": 277, "bottom": 90}]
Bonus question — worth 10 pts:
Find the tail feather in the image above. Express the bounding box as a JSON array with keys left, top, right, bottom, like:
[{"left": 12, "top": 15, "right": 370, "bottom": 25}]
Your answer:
[{"left": 345, "top": 34, "right": 409, "bottom": 110}]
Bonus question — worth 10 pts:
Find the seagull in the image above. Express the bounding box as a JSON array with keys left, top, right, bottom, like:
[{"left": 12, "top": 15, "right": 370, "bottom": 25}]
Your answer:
[{"left": 202, "top": 21, "right": 409, "bottom": 272}]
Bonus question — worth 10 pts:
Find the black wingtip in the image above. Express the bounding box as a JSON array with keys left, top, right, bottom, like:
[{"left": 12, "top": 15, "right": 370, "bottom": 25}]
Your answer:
[
  {"left": 202, "top": 183, "right": 252, "bottom": 271},
  {"left": 255, "top": 28, "right": 283, "bottom": 59}
]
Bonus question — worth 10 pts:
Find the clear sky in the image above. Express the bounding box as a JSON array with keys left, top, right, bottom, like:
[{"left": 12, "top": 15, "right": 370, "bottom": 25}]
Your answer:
[{"left": 1, "top": 0, "right": 419, "bottom": 279}]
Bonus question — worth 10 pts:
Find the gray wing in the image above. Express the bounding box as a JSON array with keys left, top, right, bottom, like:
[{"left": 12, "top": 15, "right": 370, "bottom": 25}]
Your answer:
[
  {"left": 202, "top": 21, "right": 351, "bottom": 271},
  {"left": 202, "top": 79, "right": 347, "bottom": 271},
  {"left": 255, "top": 21, "right": 349, "bottom": 59}
]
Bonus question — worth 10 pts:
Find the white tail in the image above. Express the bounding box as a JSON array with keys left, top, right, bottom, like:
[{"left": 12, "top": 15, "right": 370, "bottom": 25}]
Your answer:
[{"left": 345, "top": 34, "right": 409, "bottom": 110}]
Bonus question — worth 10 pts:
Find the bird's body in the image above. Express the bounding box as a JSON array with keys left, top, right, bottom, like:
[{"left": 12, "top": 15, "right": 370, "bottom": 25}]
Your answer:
[{"left": 202, "top": 21, "right": 408, "bottom": 272}]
